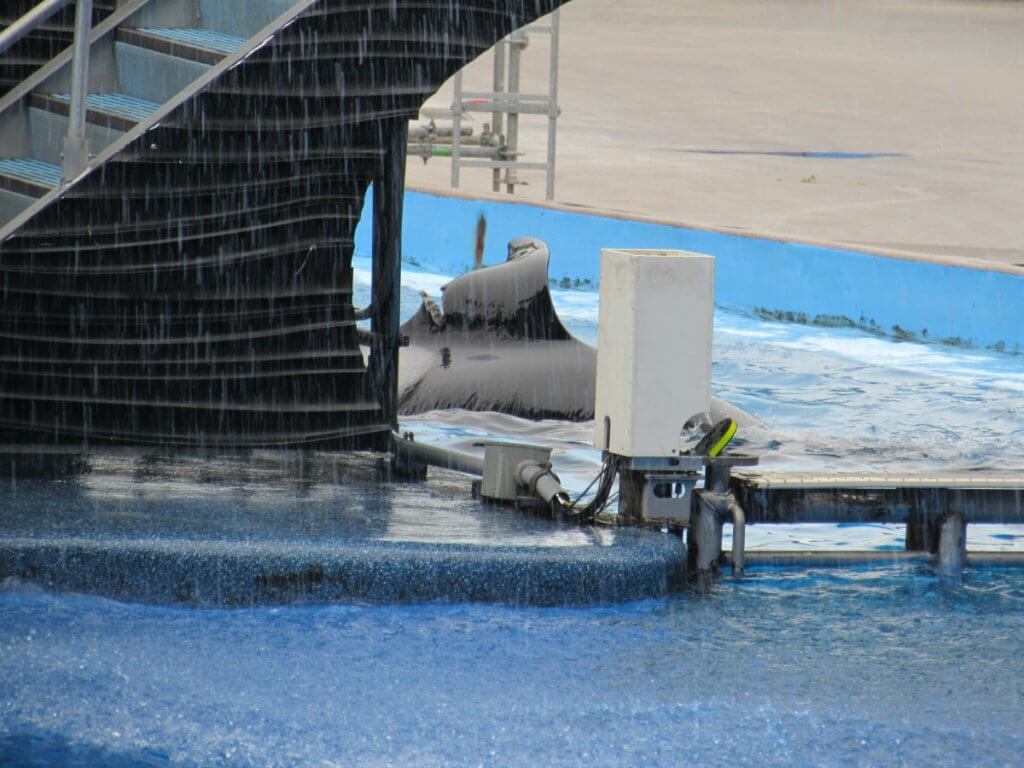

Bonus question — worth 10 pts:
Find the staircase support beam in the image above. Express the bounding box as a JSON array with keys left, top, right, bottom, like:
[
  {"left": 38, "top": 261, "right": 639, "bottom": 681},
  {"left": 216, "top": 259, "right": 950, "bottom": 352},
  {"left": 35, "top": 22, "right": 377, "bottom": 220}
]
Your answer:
[
  {"left": 62, "top": 0, "right": 93, "bottom": 182},
  {"left": 369, "top": 118, "right": 410, "bottom": 431}
]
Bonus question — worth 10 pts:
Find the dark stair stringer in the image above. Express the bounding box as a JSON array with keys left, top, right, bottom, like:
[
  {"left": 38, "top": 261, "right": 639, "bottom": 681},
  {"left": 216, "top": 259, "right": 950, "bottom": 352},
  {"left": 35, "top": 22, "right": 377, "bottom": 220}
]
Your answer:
[{"left": 0, "top": 0, "right": 563, "bottom": 451}]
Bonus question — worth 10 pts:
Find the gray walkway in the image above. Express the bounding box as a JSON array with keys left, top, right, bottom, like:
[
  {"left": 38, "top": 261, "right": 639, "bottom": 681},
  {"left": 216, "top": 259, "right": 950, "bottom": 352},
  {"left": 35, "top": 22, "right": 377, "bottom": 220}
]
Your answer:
[{"left": 409, "top": 0, "right": 1024, "bottom": 268}]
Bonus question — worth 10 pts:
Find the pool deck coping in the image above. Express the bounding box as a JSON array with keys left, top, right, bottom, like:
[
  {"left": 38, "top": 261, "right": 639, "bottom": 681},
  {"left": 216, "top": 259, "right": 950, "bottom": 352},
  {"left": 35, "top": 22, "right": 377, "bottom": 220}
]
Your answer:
[{"left": 408, "top": 184, "right": 1024, "bottom": 279}]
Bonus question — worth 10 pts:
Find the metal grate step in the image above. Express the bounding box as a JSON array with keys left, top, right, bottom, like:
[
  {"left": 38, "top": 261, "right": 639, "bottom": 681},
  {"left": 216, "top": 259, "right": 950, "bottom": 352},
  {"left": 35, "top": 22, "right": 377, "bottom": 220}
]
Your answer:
[
  {"left": 138, "top": 27, "right": 247, "bottom": 55},
  {"left": 0, "top": 157, "right": 61, "bottom": 190},
  {"left": 49, "top": 92, "right": 161, "bottom": 122}
]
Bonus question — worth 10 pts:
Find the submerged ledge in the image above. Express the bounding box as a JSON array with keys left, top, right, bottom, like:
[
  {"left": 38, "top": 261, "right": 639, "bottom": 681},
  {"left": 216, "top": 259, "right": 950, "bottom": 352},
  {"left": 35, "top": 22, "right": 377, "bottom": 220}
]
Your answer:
[{"left": 0, "top": 451, "right": 684, "bottom": 607}]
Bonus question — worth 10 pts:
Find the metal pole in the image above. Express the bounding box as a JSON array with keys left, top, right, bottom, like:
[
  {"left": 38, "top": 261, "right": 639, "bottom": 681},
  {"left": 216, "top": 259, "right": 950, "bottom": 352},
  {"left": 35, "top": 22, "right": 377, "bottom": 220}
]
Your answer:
[
  {"left": 450, "top": 71, "right": 462, "bottom": 189},
  {"left": 491, "top": 40, "right": 506, "bottom": 192},
  {"left": 504, "top": 31, "right": 525, "bottom": 194},
  {"left": 62, "top": 0, "right": 94, "bottom": 182},
  {"left": 726, "top": 497, "right": 745, "bottom": 576},
  {"left": 689, "top": 497, "right": 723, "bottom": 585},
  {"left": 0, "top": 0, "right": 72, "bottom": 56},
  {"left": 936, "top": 510, "right": 967, "bottom": 578},
  {"left": 370, "top": 118, "right": 408, "bottom": 431},
  {"left": 545, "top": 10, "right": 559, "bottom": 201}
]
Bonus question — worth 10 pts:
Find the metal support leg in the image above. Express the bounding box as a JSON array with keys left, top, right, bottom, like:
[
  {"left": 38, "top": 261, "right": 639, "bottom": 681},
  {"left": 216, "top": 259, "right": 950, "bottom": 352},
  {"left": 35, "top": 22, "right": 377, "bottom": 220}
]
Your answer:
[
  {"left": 62, "top": 0, "right": 94, "bottom": 182},
  {"left": 936, "top": 510, "right": 967, "bottom": 577},
  {"left": 369, "top": 119, "right": 408, "bottom": 434},
  {"left": 726, "top": 497, "right": 746, "bottom": 576},
  {"left": 689, "top": 497, "right": 723, "bottom": 585}
]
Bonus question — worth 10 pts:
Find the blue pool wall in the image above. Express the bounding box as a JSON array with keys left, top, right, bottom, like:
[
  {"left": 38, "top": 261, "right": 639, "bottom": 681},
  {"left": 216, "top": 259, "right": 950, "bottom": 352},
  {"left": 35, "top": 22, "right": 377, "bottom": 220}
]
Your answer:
[{"left": 355, "top": 188, "right": 1024, "bottom": 351}]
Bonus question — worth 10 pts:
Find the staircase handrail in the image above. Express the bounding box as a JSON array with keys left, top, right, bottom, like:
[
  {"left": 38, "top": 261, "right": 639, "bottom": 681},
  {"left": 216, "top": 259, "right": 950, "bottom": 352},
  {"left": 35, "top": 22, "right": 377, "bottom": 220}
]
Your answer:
[{"left": 0, "top": 0, "right": 73, "bottom": 56}]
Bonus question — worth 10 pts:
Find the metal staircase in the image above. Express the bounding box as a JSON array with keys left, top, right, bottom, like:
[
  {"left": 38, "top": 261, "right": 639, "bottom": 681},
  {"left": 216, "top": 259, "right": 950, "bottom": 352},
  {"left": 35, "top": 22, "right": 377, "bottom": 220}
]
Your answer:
[{"left": 0, "top": 0, "right": 561, "bottom": 451}]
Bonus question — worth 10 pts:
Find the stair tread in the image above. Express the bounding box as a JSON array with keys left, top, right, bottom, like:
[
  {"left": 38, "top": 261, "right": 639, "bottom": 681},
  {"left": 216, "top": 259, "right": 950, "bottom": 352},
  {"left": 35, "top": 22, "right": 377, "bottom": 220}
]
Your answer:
[
  {"left": 49, "top": 92, "right": 161, "bottom": 121},
  {"left": 138, "top": 27, "right": 247, "bottom": 55},
  {"left": 0, "top": 158, "right": 60, "bottom": 188}
]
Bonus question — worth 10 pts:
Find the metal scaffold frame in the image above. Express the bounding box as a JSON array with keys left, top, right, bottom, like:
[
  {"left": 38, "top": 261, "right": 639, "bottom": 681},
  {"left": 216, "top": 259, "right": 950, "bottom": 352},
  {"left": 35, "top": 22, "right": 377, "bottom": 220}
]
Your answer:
[{"left": 449, "top": 10, "right": 560, "bottom": 200}]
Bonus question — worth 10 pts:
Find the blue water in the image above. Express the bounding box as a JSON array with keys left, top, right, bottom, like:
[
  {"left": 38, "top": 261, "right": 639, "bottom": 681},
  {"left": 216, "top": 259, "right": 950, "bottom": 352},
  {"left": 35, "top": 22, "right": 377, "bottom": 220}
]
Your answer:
[
  {"left": 2, "top": 567, "right": 1022, "bottom": 767},
  {"left": 2, "top": 258, "right": 1023, "bottom": 766}
]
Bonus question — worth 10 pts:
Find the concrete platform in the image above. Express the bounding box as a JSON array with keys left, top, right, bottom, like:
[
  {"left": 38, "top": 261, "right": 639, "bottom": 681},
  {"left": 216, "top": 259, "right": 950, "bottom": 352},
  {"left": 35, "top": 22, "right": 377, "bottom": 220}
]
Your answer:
[
  {"left": 0, "top": 452, "right": 685, "bottom": 606},
  {"left": 410, "top": 0, "right": 1024, "bottom": 270}
]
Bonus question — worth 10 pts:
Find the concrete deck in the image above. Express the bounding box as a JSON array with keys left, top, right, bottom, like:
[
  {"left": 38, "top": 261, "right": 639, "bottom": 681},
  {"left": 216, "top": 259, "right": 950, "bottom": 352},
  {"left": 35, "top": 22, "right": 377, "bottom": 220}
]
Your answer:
[{"left": 408, "top": 0, "right": 1024, "bottom": 269}]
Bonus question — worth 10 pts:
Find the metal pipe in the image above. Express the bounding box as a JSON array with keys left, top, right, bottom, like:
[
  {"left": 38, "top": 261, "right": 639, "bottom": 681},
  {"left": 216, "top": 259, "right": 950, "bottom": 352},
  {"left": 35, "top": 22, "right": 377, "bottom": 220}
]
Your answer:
[
  {"left": 491, "top": 38, "right": 506, "bottom": 192},
  {"left": 410, "top": 144, "right": 503, "bottom": 159},
  {"left": 408, "top": 125, "right": 471, "bottom": 140},
  {"left": 936, "top": 510, "right": 967, "bottom": 577},
  {"left": 392, "top": 433, "right": 484, "bottom": 476},
  {"left": 726, "top": 498, "right": 745, "bottom": 576},
  {"left": 450, "top": 71, "right": 462, "bottom": 188},
  {"left": 691, "top": 496, "right": 723, "bottom": 573},
  {"left": 62, "top": 0, "right": 94, "bottom": 182},
  {"left": 516, "top": 461, "right": 571, "bottom": 509},
  {"left": 0, "top": 0, "right": 72, "bottom": 55},
  {"left": 504, "top": 32, "right": 525, "bottom": 194},
  {"left": 545, "top": 9, "right": 559, "bottom": 200}
]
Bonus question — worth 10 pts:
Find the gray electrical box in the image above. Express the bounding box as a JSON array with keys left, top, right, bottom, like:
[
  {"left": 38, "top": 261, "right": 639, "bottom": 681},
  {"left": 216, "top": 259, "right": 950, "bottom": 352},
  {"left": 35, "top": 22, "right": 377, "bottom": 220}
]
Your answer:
[{"left": 593, "top": 249, "right": 715, "bottom": 458}]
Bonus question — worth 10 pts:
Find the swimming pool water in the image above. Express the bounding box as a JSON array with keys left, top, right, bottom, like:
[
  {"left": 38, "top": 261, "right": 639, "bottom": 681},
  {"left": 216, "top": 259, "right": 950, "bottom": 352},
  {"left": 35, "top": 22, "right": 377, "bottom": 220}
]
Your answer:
[
  {"left": 2, "top": 566, "right": 1022, "bottom": 767},
  {"left": 1, "top": 257, "right": 1022, "bottom": 766}
]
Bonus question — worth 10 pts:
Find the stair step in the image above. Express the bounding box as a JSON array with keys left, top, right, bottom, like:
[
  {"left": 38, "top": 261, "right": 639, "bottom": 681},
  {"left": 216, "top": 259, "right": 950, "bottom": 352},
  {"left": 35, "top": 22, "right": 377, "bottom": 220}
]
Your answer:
[
  {"left": 117, "top": 27, "right": 246, "bottom": 65},
  {"left": 29, "top": 91, "right": 159, "bottom": 133},
  {"left": 50, "top": 92, "right": 161, "bottom": 122},
  {"left": 142, "top": 27, "right": 247, "bottom": 54},
  {"left": 0, "top": 158, "right": 61, "bottom": 196}
]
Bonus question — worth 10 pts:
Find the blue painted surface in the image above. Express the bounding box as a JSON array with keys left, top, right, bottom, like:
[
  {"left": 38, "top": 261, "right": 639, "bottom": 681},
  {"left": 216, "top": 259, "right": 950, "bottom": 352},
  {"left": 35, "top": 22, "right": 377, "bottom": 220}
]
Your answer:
[
  {"left": 114, "top": 42, "right": 211, "bottom": 105},
  {"left": 139, "top": 27, "right": 247, "bottom": 54},
  {"left": 51, "top": 92, "right": 160, "bottom": 121},
  {"left": 0, "top": 157, "right": 60, "bottom": 187},
  {"left": 356, "top": 189, "right": 1024, "bottom": 351}
]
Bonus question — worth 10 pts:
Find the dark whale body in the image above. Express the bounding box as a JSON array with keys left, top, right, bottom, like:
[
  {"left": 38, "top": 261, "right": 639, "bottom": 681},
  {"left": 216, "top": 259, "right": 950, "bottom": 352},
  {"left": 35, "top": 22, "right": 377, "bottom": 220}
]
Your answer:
[{"left": 397, "top": 238, "right": 760, "bottom": 428}]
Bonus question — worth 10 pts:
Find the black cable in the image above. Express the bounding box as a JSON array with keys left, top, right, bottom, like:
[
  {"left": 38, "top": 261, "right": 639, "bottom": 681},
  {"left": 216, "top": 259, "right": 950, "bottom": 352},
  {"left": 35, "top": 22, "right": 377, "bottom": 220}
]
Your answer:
[{"left": 567, "top": 453, "right": 620, "bottom": 524}]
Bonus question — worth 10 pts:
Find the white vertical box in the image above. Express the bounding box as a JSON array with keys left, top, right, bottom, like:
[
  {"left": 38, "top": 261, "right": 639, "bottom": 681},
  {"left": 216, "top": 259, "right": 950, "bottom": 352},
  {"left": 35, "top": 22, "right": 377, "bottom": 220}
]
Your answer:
[{"left": 593, "top": 249, "right": 715, "bottom": 457}]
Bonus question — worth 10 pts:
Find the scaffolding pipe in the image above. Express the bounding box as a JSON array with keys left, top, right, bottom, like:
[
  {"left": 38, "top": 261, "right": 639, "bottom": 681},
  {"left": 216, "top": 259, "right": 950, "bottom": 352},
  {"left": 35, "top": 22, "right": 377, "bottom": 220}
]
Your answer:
[
  {"left": 491, "top": 38, "right": 506, "bottom": 192},
  {"left": 545, "top": 9, "right": 559, "bottom": 200}
]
